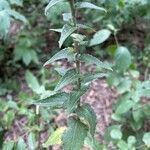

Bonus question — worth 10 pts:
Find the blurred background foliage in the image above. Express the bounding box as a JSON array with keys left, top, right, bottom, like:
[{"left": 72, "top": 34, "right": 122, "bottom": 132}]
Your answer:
[{"left": 0, "top": 0, "right": 149, "bottom": 149}]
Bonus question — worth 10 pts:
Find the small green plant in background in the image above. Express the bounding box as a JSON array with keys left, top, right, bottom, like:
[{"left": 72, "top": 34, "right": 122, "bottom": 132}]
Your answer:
[
  {"left": 105, "top": 46, "right": 150, "bottom": 149},
  {"left": 34, "top": 0, "right": 112, "bottom": 149}
]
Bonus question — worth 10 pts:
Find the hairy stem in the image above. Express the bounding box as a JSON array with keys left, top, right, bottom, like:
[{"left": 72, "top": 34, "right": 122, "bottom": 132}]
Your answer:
[{"left": 69, "top": 0, "right": 81, "bottom": 90}]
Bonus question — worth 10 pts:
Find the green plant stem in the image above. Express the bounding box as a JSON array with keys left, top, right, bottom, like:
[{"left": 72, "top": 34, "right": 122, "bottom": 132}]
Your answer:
[{"left": 69, "top": 0, "right": 81, "bottom": 90}]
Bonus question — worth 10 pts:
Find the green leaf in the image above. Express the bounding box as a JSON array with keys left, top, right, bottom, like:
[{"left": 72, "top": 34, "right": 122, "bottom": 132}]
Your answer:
[
  {"left": 117, "top": 140, "right": 128, "bottom": 150},
  {"left": 0, "top": 10, "right": 10, "bottom": 37},
  {"left": 116, "top": 100, "right": 135, "bottom": 115},
  {"left": 9, "top": 0, "right": 23, "bottom": 6},
  {"left": 89, "top": 29, "right": 111, "bottom": 46},
  {"left": 7, "top": 9, "right": 27, "bottom": 23},
  {"left": 110, "top": 128, "right": 122, "bottom": 140},
  {"left": 45, "top": 0, "right": 64, "bottom": 15},
  {"left": 33, "top": 92, "right": 69, "bottom": 108},
  {"left": 0, "top": 0, "right": 10, "bottom": 11},
  {"left": 82, "top": 73, "right": 108, "bottom": 85},
  {"left": 43, "top": 127, "right": 66, "bottom": 147},
  {"left": 62, "top": 13, "right": 72, "bottom": 22},
  {"left": 67, "top": 86, "right": 88, "bottom": 113},
  {"left": 54, "top": 69, "right": 78, "bottom": 91},
  {"left": 115, "top": 46, "right": 131, "bottom": 72},
  {"left": 75, "top": 2, "right": 106, "bottom": 12},
  {"left": 16, "top": 137, "right": 26, "bottom": 150},
  {"left": 62, "top": 118, "right": 88, "bottom": 150},
  {"left": 25, "top": 70, "right": 41, "bottom": 94},
  {"left": 84, "top": 135, "right": 105, "bottom": 150},
  {"left": 79, "top": 54, "right": 112, "bottom": 70},
  {"left": 142, "top": 132, "right": 150, "bottom": 147},
  {"left": 132, "top": 105, "right": 144, "bottom": 123},
  {"left": 104, "top": 125, "right": 122, "bottom": 142},
  {"left": 76, "top": 104, "right": 96, "bottom": 136},
  {"left": 2, "top": 141, "right": 14, "bottom": 150},
  {"left": 28, "top": 133, "right": 36, "bottom": 150},
  {"left": 44, "top": 48, "right": 75, "bottom": 66},
  {"left": 127, "top": 136, "right": 136, "bottom": 148},
  {"left": 59, "top": 24, "right": 77, "bottom": 48}
]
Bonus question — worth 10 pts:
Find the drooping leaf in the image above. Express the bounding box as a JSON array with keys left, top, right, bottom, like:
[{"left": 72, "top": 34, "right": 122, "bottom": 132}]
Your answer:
[
  {"left": 142, "top": 132, "right": 150, "bottom": 147},
  {"left": 115, "top": 46, "right": 131, "bottom": 72},
  {"left": 62, "top": 118, "right": 88, "bottom": 150},
  {"left": 16, "top": 137, "right": 26, "bottom": 150},
  {"left": 59, "top": 24, "right": 77, "bottom": 48},
  {"left": 27, "top": 133, "right": 36, "bottom": 150},
  {"left": 33, "top": 92, "right": 69, "bottom": 108},
  {"left": 76, "top": 104, "right": 96, "bottom": 136},
  {"left": 44, "top": 48, "right": 75, "bottom": 67},
  {"left": 43, "top": 127, "right": 66, "bottom": 147},
  {"left": 45, "top": 0, "right": 64, "bottom": 15},
  {"left": 116, "top": 100, "right": 135, "bottom": 115},
  {"left": 89, "top": 29, "right": 111, "bottom": 46},
  {"left": 54, "top": 69, "right": 78, "bottom": 91},
  {"left": 67, "top": 86, "right": 89, "bottom": 113},
  {"left": 25, "top": 70, "right": 41, "bottom": 94},
  {"left": 75, "top": 2, "right": 106, "bottom": 12},
  {"left": 79, "top": 54, "right": 112, "bottom": 70}
]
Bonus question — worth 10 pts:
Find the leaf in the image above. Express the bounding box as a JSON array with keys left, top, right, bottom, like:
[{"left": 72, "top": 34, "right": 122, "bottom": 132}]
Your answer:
[
  {"left": 115, "top": 46, "right": 131, "bottom": 72},
  {"left": 127, "top": 136, "right": 136, "bottom": 147},
  {"left": 84, "top": 135, "right": 105, "bottom": 150},
  {"left": 59, "top": 24, "right": 77, "bottom": 48},
  {"left": 82, "top": 73, "right": 108, "bottom": 85},
  {"left": 7, "top": 9, "right": 27, "bottom": 23},
  {"left": 2, "top": 141, "right": 14, "bottom": 150},
  {"left": 104, "top": 125, "right": 122, "bottom": 142},
  {"left": 45, "top": 0, "right": 64, "bottom": 15},
  {"left": 62, "top": 13, "right": 72, "bottom": 22},
  {"left": 132, "top": 105, "right": 144, "bottom": 123},
  {"left": 76, "top": 104, "right": 96, "bottom": 136},
  {"left": 25, "top": 70, "right": 41, "bottom": 94},
  {"left": 16, "top": 137, "right": 26, "bottom": 150},
  {"left": 75, "top": 2, "right": 106, "bottom": 12},
  {"left": 89, "top": 29, "right": 111, "bottom": 46},
  {"left": 9, "top": 0, "right": 23, "bottom": 6},
  {"left": 55, "top": 67, "right": 69, "bottom": 76},
  {"left": 79, "top": 54, "right": 112, "bottom": 70},
  {"left": 0, "top": 10, "right": 10, "bottom": 37},
  {"left": 33, "top": 92, "right": 69, "bottom": 108},
  {"left": 116, "top": 100, "right": 135, "bottom": 115},
  {"left": 28, "top": 133, "right": 36, "bottom": 150},
  {"left": 142, "top": 132, "right": 150, "bottom": 147},
  {"left": 110, "top": 128, "right": 122, "bottom": 140},
  {"left": 0, "top": 0, "right": 10, "bottom": 11},
  {"left": 43, "top": 127, "right": 66, "bottom": 147},
  {"left": 54, "top": 69, "right": 78, "bottom": 91},
  {"left": 117, "top": 140, "right": 128, "bottom": 150},
  {"left": 44, "top": 48, "right": 75, "bottom": 66},
  {"left": 62, "top": 118, "right": 88, "bottom": 150},
  {"left": 67, "top": 86, "right": 88, "bottom": 113}
]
